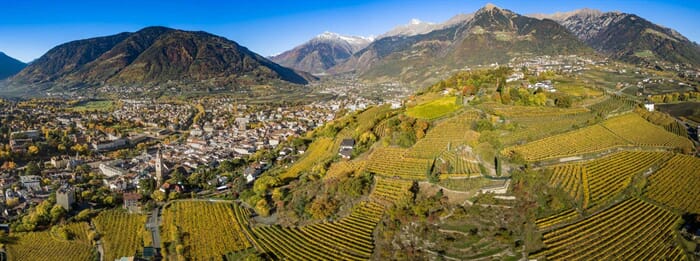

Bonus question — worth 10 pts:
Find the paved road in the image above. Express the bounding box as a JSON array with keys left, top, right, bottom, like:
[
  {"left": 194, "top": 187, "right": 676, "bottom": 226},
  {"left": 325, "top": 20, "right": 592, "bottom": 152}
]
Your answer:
[{"left": 146, "top": 208, "right": 161, "bottom": 248}]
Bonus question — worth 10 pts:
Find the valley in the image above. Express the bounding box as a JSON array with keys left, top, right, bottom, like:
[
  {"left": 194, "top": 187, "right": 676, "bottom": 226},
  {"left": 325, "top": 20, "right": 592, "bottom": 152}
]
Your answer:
[{"left": 0, "top": 2, "right": 698, "bottom": 261}]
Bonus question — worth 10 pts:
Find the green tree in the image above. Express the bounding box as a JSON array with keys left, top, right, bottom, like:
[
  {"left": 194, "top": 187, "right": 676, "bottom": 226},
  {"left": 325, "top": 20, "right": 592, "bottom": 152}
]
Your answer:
[
  {"left": 255, "top": 199, "right": 271, "bottom": 217},
  {"left": 50, "top": 204, "right": 67, "bottom": 223}
]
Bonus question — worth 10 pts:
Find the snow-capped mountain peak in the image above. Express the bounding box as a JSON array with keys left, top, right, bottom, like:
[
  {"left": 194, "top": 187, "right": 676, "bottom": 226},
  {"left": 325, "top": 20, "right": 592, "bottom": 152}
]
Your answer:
[{"left": 312, "top": 31, "right": 374, "bottom": 50}]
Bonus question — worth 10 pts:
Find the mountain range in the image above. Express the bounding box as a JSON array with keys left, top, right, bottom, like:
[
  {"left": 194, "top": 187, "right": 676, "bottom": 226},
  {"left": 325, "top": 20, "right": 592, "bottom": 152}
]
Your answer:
[
  {"left": 331, "top": 4, "right": 592, "bottom": 85},
  {"left": 2, "top": 3, "right": 699, "bottom": 96},
  {"left": 271, "top": 32, "right": 373, "bottom": 75},
  {"left": 5, "top": 26, "right": 312, "bottom": 95},
  {"left": 277, "top": 4, "right": 699, "bottom": 85},
  {"left": 0, "top": 52, "right": 25, "bottom": 80},
  {"left": 533, "top": 9, "right": 700, "bottom": 67}
]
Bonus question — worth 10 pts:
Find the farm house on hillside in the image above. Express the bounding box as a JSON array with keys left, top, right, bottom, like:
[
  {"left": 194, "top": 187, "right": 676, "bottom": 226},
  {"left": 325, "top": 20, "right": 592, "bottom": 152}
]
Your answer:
[{"left": 339, "top": 138, "right": 355, "bottom": 159}]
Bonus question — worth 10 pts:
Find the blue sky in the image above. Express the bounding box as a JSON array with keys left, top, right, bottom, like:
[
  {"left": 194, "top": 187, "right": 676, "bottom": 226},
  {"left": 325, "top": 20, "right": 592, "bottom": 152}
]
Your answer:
[{"left": 0, "top": 0, "right": 698, "bottom": 62}]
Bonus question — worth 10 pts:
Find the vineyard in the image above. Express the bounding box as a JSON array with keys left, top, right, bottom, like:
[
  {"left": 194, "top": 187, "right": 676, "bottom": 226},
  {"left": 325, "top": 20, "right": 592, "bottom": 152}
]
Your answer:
[
  {"left": 436, "top": 150, "right": 481, "bottom": 178},
  {"left": 405, "top": 95, "right": 461, "bottom": 120},
  {"left": 367, "top": 147, "right": 432, "bottom": 180},
  {"left": 645, "top": 154, "right": 700, "bottom": 214},
  {"left": 532, "top": 198, "right": 686, "bottom": 260},
  {"left": 588, "top": 95, "right": 635, "bottom": 116},
  {"left": 503, "top": 113, "right": 692, "bottom": 161},
  {"left": 501, "top": 112, "right": 596, "bottom": 145},
  {"left": 161, "top": 201, "right": 252, "bottom": 260},
  {"left": 601, "top": 113, "right": 692, "bottom": 150},
  {"left": 548, "top": 164, "right": 586, "bottom": 204},
  {"left": 535, "top": 209, "right": 581, "bottom": 231},
  {"left": 486, "top": 103, "right": 589, "bottom": 117},
  {"left": 281, "top": 137, "right": 336, "bottom": 179},
  {"left": 93, "top": 210, "right": 147, "bottom": 261},
  {"left": 324, "top": 160, "right": 367, "bottom": 180},
  {"left": 548, "top": 151, "right": 671, "bottom": 209},
  {"left": 369, "top": 176, "right": 414, "bottom": 205},
  {"left": 7, "top": 225, "right": 95, "bottom": 261},
  {"left": 251, "top": 201, "right": 384, "bottom": 261},
  {"left": 405, "top": 111, "right": 480, "bottom": 159},
  {"left": 503, "top": 124, "right": 627, "bottom": 161}
]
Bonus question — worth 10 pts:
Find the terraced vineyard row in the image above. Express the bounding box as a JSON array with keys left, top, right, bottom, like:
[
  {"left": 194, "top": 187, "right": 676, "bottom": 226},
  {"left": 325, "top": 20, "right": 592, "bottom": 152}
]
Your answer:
[
  {"left": 370, "top": 176, "right": 413, "bottom": 205},
  {"left": 325, "top": 160, "right": 366, "bottom": 179},
  {"left": 437, "top": 150, "right": 480, "bottom": 176},
  {"left": 405, "top": 111, "right": 480, "bottom": 159},
  {"left": 7, "top": 226, "right": 95, "bottom": 261},
  {"left": 367, "top": 147, "right": 432, "bottom": 180},
  {"left": 535, "top": 209, "right": 581, "bottom": 231},
  {"left": 602, "top": 113, "right": 693, "bottom": 150},
  {"left": 532, "top": 198, "right": 686, "bottom": 260},
  {"left": 588, "top": 95, "right": 635, "bottom": 115},
  {"left": 584, "top": 151, "right": 670, "bottom": 208},
  {"left": 548, "top": 151, "right": 670, "bottom": 209},
  {"left": 645, "top": 154, "right": 700, "bottom": 214},
  {"left": 373, "top": 119, "right": 392, "bottom": 138},
  {"left": 251, "top": 201, "right": 384, "bottom": 261},
  {"left": 503, "top": 124, "right": 627, "bottom": 161},
  {"left": 504, "top": 113, "right": 691, "bottom": 161},
  {"left": 94, "top": 210, "right": 147, "bottom": 261},
  {"left": 282, "top": 137, "right": 336, "bottom": 179},
  {"left": 162, "top": 201, "right": 251, "bottom": 260},
  {"left": 549, "top": 164, "right": 585, "bottom": 203},
  {"left": 502, "top": 112, "right": 596, "bottom": 145},
  {"left": 485, "top": 103, "right": 589, "bottom": 117}
]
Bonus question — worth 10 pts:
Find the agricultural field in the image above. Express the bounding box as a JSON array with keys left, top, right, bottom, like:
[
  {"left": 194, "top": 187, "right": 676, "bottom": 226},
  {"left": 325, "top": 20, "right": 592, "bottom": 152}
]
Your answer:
[
  {"left": 251, "top": 201, "right": 384, "bottom": 261},
  {"left": 504, "top": 113, "right": 692, "bottom": 161},
  {"left": 436, "top": 150, "right": 481, "bottom": 178},
  {"left": 601, "top": 113, "right": 693, "bottom": 150},
  {"left": 369, "top": 176, "right": 414, "bottom": 205},
  {"left": 366, "top": 147, "right": 432, "bottom": 180},
  {"left": 501, "top": 112, "right": 597, "bottom": 145},
  {"left": 93, "top": 209, "right": 147, "bottom": 261},
  {"left": 405, "top": 110, "right": 480, "bottom": 158},
  {"left": 6, "top": 223, "right": 96, "bottom": 261},
  {"left": 587, "top": 95, "right": 635, "bottom": 115},
  {"left": 645, "top": 154, "right": 700, "bottom": 214},
  {"left": 281, "top": 137, "right": 336, "bottom": 180},
  {"left": 532, "top": 198, "right": 686, "bottom": 260},
  {"left": 535, "top": 209, "right": 581, "bottom": 231},
  {"left": 324, "top": 160, "right": 366, "bottom": 180},
  {"left": 405, "top": 95, "right": 461, "bottom": 120},
  {"left": 485, "top": 103, "right": 589, "bottom": 118},
  {"left": 354, "top": 104, "right": 397, "bottom": 135},
  {"left": 549, "top": 151, "right": 671, "bottom": 209},
  {"left": 437, "top": 177, "right": 506, "bottom": 192},
  {"left": 161, "top": 201, "right": 252, "bottom": 260},
  {"left": 503, "top": 124, "right": 627, "bottom": 161}
]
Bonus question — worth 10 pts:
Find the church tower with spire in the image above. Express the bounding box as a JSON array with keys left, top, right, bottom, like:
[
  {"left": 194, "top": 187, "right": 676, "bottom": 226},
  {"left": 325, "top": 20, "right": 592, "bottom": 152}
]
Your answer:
[{"left": 155, "top": 148, "right": 163, "bottom": 187}]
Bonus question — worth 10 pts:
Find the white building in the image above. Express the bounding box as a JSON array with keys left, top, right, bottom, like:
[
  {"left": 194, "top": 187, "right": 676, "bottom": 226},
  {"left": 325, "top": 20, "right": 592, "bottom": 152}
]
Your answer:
[
  {"left": 644, "top": 101, "right": 655, "bottom": 112},
  {"left": 99, "top": 163, "right": 127, "bottom": 177}
]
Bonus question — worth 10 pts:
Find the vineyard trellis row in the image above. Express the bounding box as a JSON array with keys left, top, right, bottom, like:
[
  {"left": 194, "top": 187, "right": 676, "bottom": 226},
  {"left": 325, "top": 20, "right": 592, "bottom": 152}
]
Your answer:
[
  {"left": 94, "top": 210, "right": 147, "bottom": 261},
  {"left": 250, "top": 201, "right": 384, "bottom": 261},
  {"left": 532, "top": 198, "right": 686, "bottom": 261},
  {"left": 645, "top": 154, "right": 700, "bottom": 214},
  {"left": 546, "top": 151, "right": 670, "bottom": 210}
]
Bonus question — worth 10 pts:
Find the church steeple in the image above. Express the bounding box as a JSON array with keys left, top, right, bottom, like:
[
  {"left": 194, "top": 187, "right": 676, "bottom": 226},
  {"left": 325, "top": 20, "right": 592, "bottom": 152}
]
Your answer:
[{"left": 155, "top": 147, "right": 163, "bottom": 187}]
